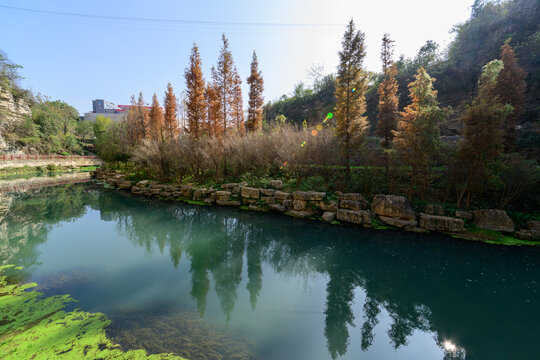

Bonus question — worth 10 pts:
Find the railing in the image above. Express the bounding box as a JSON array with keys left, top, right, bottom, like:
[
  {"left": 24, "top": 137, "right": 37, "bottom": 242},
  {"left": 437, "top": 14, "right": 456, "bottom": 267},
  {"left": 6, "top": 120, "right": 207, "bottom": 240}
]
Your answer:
[{"left": 0, "top": 154, "right": 100, "bottom": 161}]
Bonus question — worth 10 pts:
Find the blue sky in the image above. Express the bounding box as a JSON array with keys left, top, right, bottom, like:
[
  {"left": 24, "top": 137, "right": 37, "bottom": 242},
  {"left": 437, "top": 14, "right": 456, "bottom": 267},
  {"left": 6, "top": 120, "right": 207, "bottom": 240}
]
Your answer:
[{"left": 0, "top": 0, "right": 474, "bottom": 114}]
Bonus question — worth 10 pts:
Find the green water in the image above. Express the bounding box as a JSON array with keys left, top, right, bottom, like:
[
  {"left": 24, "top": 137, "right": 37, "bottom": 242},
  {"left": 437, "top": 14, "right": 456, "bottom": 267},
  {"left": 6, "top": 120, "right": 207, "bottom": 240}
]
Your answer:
[{"left": 1, "top": 183, "right": 538, "bottom": 360}]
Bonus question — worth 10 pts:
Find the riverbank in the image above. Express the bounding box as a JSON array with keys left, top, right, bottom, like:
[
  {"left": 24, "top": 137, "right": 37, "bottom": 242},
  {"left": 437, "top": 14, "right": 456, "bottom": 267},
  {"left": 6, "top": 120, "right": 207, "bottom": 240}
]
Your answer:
[{"left": 92, "top": 168, "right": 539, "bottom": 246}]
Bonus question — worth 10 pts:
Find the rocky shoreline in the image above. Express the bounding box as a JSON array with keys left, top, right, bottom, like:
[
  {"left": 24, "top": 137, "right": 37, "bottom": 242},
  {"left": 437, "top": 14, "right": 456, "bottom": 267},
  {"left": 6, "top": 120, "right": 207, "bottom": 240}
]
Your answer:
[{"left": 92, "top": 168, "right": 540, "bottom": 245}]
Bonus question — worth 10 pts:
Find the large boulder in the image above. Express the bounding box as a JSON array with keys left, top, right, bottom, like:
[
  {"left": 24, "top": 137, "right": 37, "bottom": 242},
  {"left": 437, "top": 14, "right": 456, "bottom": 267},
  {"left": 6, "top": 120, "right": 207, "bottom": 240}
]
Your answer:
[
  {"left": 371, "top": 195, "right": 416, "bottom": 220},
  {"left": 274, "top": 191, "right": 292, "bottom": 200},
  {"left": 419, "top": 213, "right": 464, "bottom": 232},
  {"left": 293, "top": 199, "right": 307, "bottom": 211},
  {"left": 216, "top": 191, "right": 231, "bottom": 201},
  {"left": 341, "top": 193, "right": 368, "bottom": 208},
  {"left": 473, "top": 209, "right": 515, "bottom": 232},
  {"left": 339, "top": 200, "right": 364, "bottom": 211},
  {"left": 292, "top": 191, "right": 325, "bottom": 201},
  {"left": 337, "top": 209, "right": 371, "bottom": 225},
  {"left": 322, "top": 211, "right": 336, "bottom": 222},
  {"left": 240, "top": 187, "right": 259, "bottom": 199},
  {"left": 259, "top": 188, "right": 275, "bottom": 196}
]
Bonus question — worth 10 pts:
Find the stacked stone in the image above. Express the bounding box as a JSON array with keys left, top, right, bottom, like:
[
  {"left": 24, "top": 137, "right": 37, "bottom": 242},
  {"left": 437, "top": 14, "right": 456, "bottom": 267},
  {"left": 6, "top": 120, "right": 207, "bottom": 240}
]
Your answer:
[{"left": 93, "top": 171, "right": 531, "bottom": 239}]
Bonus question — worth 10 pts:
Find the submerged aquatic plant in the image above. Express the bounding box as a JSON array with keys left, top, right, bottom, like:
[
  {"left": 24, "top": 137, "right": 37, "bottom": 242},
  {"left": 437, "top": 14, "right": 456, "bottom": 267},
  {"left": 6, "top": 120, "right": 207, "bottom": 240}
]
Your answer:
[{"left": 0, "top": 265, "right": 184, "bottom": 360}]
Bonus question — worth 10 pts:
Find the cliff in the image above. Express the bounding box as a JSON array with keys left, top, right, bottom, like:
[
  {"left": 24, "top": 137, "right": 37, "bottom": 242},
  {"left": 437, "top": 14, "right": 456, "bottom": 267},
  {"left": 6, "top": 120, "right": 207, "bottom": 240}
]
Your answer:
[{"left": 0, "top": 84, "right": 32, "bottom": 154}]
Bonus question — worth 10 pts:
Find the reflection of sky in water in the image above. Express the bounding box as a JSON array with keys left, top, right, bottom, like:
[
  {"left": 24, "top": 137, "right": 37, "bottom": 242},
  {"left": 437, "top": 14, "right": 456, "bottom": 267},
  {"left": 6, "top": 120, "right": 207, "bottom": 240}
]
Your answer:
[{"left": 2, "top": 185, "right": 538, "bottom": 360}]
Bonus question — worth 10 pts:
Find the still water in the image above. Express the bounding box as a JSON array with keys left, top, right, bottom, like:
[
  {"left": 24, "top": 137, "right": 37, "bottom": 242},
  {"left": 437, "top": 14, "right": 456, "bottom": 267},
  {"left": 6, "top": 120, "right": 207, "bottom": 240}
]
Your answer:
[{"left": 1, "top": 183, "right": 538, "bottom": 360}]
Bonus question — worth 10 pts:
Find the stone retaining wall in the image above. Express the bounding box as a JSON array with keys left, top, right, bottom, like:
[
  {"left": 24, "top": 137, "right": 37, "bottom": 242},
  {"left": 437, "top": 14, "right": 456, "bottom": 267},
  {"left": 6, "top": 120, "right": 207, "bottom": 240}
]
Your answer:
[
  {"left": 0, "top": 155, "right": 102, "bottom": 169},
  {"left": 93, "top": 168, "right": 537, "bottom": 241}
]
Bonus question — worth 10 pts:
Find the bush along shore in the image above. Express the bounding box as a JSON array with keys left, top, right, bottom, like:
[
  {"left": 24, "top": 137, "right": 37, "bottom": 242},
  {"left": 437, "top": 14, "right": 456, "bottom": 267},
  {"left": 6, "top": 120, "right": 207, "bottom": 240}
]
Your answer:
[{"left": 92, "top": 168, "right": 539, "bottom": 246}]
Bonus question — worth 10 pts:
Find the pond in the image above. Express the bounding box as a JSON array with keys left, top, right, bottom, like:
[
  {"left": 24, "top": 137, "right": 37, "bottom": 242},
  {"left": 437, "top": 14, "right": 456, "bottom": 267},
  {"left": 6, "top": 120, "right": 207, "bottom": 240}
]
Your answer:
[{"left": 0, "top": 182, "right": 538, "bottom": 360}]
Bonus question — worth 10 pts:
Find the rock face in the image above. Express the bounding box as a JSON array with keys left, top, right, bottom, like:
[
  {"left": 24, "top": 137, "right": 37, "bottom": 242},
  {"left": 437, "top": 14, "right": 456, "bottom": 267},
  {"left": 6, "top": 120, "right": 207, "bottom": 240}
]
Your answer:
[
  {"left": 419, "top": 213, "right": 464, "bottom": 232},
  {"left": 371, "top": 195, "right": 416, "bottom": 220},
  {"left": 0, "top": 84, "right": 32, "bottom": 154},
  {"left": 473, "top": 209, "right": 515, "bottom": 232}
]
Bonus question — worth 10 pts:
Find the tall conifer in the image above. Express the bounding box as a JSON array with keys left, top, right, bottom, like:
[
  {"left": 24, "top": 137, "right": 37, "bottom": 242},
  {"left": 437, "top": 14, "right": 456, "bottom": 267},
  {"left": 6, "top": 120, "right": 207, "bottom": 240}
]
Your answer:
[
  {"left": 231, "top": 68, "right": 245, "bottom": 136},
  {"left": 185, "top": 44, "right": 207, "bottom": 139},
  {"left": 246, "top": 51, "right": 264, "bottom": 132},
  {"left": 163, "top": 83, "right": 178, "bottom": 139},
  {"left": 334, "top": 20, "right": 369, "bottom": 180},
  {"left": 493, "top": 40, "right": 527, "bottom": 151},
  {"left": 376, "top": 34, "right": 399, "bottom": 148},
  {"left": 456, "top": 60, "right": 509, "bottom": 207},
  {"left": 393, "top": 67, "right": 444, "bottom": 198},
  {"left": 212, "top": 34, "right": 236, "bottom": 136},
  {"left": 148, "top": 93, "right": 164, "bottom": 141}
]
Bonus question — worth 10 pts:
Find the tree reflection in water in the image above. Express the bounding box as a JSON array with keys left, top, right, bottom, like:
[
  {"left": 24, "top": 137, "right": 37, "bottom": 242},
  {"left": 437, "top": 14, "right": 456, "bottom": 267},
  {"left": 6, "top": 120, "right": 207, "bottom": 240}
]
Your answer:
[{"left": 2, "top": 184, "right": 538, "bottom": 360}]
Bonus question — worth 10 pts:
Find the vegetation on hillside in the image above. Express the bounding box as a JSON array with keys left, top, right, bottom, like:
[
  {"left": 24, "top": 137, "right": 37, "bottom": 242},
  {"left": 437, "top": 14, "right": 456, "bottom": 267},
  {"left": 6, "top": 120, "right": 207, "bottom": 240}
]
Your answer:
[{"left": 0, "top": 52, "right": 93, "bottom": 155}]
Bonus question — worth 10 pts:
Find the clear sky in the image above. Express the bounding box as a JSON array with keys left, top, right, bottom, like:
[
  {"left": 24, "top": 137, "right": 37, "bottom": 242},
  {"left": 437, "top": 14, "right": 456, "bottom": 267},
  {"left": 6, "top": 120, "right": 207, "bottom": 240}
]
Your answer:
[{"left": 0, "top": 0, "right": 474, "bottom": 114}]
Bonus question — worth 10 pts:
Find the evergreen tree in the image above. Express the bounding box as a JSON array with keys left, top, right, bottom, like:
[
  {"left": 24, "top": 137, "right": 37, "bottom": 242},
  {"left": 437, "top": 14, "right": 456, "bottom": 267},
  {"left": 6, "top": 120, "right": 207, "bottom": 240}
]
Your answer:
[
  {"left": 334, "top": 20, "right": 369, "bottom": 180},
  {"left": 493, "top": 40, "right": 527, "bottom": 151},
  {"left": 246, "top": 51, "right": 264, "bottom": 132},
  {"left": 212, "top": 34, "right": 236, "bottom": 136},
  {"left": 148, "top": 93, "right": 164, "bottom": 141},
  {"left": 163, "top": 83, "right": 178, "bottom": 139},
  {"left": 456, "top": 60, "right": 510, "bottom": 208},
  {"left": 184, "top": 44, "right": 206, "bottom": 139},
  {"left": 393, "top": 67, "right": 444, "bottom": 198},
  {"left": 376, "top": 34, "right": 399, "bottom": 148},
  {"left": 231, "top": 68, "right": 245, "bottom": 135}
]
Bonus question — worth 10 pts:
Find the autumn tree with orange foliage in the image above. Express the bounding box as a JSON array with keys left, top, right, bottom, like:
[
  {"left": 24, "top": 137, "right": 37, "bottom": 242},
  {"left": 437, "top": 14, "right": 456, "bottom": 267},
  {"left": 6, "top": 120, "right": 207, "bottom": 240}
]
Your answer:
[
  {"left": 334, "top": 20, "right": 369, "bottom": 180},
  {"left": 393, "top": 67, "right": 444, "bottom": 198},
  {"left": 163, "top": 83, "right": 177, "bottom": 139},
  {"left": 455, "top": 60, "right": 511, "bottom": 208},
  {"left": 205, "top": 83, "right": 222, "bottom": 137},
  {"left": 246, "top": 51, "right": 264, "bottom": 132},
  {"left": 184, "top": 44, "right": 206, "bottom": 139},
  {"left": 148, "top": 93, "right": 164, "bottom": 141},
  {"left": 231, "top": 68, "right": 245, "bottom": 136},
  {"left": 492, "top": 40, "right": 527, "bottom": 151},
  {"left": 126, "top": 92, "right": 149, "bottom": 144},
  {"left": 212, "top": 34, "right": 236, "bottom": 136},
  {"left": 376, "top": 34, "right": 399, "bottom": 148}
]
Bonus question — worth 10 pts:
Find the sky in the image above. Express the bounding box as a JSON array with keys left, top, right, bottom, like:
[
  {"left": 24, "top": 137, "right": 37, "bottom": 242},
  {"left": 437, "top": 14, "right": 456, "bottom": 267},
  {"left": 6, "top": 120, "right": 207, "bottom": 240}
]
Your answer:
[{"left": 0, "top": 0, "right": 475, "bottom": 114}]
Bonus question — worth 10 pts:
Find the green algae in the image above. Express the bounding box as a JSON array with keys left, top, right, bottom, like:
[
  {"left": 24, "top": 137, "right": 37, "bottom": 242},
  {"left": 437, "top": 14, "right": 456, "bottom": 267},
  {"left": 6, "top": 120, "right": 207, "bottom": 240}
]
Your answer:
[
  {"left": 451, "top": 227, "right": 540, "bottom": 246},
  {"left": 0, "top": 267, "right": 185, "bottom": 360},
  {"left": 176, "top": 199, "right": 209, "bottom": 206},
  {"left": 370, "top": 218, "right": 392, "bottom": 230}
]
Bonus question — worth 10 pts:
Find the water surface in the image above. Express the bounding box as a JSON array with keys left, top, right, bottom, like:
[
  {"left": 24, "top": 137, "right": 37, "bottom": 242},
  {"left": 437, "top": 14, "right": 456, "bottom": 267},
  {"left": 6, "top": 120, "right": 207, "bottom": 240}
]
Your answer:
[{"left": 1, "top": 183, "right": 538, "bottom": 360}]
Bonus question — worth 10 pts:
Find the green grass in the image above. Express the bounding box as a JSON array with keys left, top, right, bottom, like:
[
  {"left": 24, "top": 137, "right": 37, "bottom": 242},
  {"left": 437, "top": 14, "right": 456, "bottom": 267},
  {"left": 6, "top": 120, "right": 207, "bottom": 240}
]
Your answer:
[
  {"left": 0, "top": 265, "right": 184, "bottom": 360},
  {"left": 78, "top": 165, "right": 98, "bottom": 172}
]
